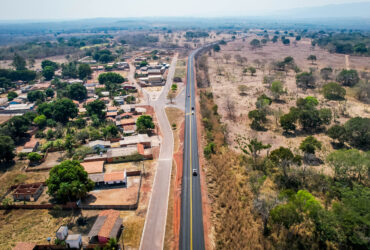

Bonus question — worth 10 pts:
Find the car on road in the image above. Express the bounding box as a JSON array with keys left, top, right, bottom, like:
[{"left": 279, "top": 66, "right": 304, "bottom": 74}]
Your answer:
[
  {"left": 192, "top": 110, "right": 194, "bottom": 115},
  {"left": 192, "top": 169, "right": 198, "bottom": 176}
]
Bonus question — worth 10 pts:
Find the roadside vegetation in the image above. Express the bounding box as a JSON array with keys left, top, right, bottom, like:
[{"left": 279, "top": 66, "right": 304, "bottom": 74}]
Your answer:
[{"left": 197, "top": 40, "right": 370, "bottom": 249}]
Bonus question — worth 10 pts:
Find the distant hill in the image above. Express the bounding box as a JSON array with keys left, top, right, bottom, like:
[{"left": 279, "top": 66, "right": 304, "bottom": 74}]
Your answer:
[{"left": 270, "top": 2, "right": 370, "bottom": 19}]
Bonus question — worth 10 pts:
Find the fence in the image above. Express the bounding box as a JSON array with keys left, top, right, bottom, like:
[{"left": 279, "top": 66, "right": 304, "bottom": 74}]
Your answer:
[{"left": 0, "top": 172, "right": 144, "bottom": 211}]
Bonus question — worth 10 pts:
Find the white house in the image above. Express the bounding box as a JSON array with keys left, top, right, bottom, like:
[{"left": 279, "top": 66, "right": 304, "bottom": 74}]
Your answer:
[
  {"left": 65, "top": 234, "right": 82, "bottom": 248},
  {"left": 56, "top": 226, "right": 68, "bottom": 240}
]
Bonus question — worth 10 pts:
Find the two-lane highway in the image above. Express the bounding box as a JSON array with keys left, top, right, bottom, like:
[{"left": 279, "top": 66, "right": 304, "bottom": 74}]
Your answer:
[{"left": 180, "top": 49, "right": 205, "bottom": 250}]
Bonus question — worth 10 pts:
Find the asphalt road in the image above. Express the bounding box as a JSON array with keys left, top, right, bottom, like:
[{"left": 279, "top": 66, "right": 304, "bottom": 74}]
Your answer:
[{"left": 180, "top": 49, "right": 205, "bottom": 250}]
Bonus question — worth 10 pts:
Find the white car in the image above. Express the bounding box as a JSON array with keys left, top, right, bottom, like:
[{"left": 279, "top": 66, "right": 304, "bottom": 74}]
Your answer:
[{"left": 192, "top": 169, "right": 198, "bottom": 176}]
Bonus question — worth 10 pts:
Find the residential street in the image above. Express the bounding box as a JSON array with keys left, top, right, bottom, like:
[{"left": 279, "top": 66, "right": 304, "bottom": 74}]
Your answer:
[{"left": 140, "top": 54, "right": 178, "bottom": 250}]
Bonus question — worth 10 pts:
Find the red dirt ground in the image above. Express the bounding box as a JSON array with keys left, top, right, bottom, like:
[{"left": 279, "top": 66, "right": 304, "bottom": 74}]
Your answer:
[{"left": 172, "top": 120, "right": 185, "bottom": 250}]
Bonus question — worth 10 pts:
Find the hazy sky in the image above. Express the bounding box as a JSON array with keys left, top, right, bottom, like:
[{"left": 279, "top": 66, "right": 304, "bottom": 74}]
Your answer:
[{"left": 0, "top": 0, "right": 366, "bottom": 20}]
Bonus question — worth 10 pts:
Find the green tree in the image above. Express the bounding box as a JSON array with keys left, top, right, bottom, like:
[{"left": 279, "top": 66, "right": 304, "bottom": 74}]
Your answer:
[
  {"left": 98, "top": 72, "right": 125, "bottom": 85},
  {"left": 136, "top": 115, "right": 155, "bottom": 134},
  {"left": 320, "top": 67, "right": 333, "bottom": 81},
  {"left": 78, "top": 64, "right": 92, "bottom": 80},
  {"left": 248, "top": 66, "right": 256, "bottom": 76},
  {"left": 337, "top": 69, "right": 360, "bottom": 87},
  {"left": 0, "top": 77, "right": 13, "bottom": 89},
  {"left": 27, "top": 90, "right": 46, "bottom": 102},
  {"left": 236, "top": 137, "right": 271, "bottom": 166},
  {"left": 62, "top": 62, "right": 78, "bottom": 78},
  {"left": 327, "top": 149, "right": 370, "bottom": 183},
  {"left": 102, "top": 124, "right": 119, "bottom": 140},
  {"left": 248, "top": 109, "right": 267, "bottom": 131},
  {"left": 41, "top": 60, "right": 59, "bottom": 70},
  {"left": 33, "top": 115, "right": 47, "bottom": 128},
  {"left": 319, "top": 108, "right": 332, "bottom": 125},
  {"left": 46, "top": 160, "right": 94, "bottom": 202},
  {"left": 327, "top": 125, "right": 347, "bottom": 146},
  {"left": 271, "top": 81, "right": 285, "bottom": 100},
  {"left": 64, "top": 134, "right": 76, "bottom": 156},
  {"left": 45, "top": 88, "right": 55, "bottom": 98},
  {"left": 300, "top": 136, "right": 322, "bottom": 155},
  {"left": 67, "top": 83, "right": 87, "bottom": 101},
  {"left": 296, "top": 96, "right": 319, "bottom": 109},
  {"left": 307, "top": 55, "right": 317, "bottom": 64},
  {"left": 171, "top": 83, "right": 178, "bottom": 92},
  {"left": 53, "top": 98, "right": 78, "bottom": 124},
  {"left": 344, "top": 117, "right": 370, "bottom": 149},
  {"left": 213, "top": 44, "right": 221, "bottom": 52},
  {"left": 250, "top": 39, "right": 261, "bottom": 49},
  {"left": 7, "top": 91, "right": 18, "bottom": 101},
  {"left": 269, "top": 147, "right": 301, "bottom": 178},
  {"left": 5, "top": 116, "right": 30, "bottom": 142},
  {"left": 322, "top": 82, "right": 346, "bottom": 100},
  {"left": 42, "top": 66, "right": 55, "bottom": 81},
  {"left": 296, "top": 72, "right": 315, "bottom": 90},
  {"left": 280, "top": 112, "right": 297, "bottom": 133},
  {"left": 0, "top": 135, "right": 15, "bottom": 163},
  {"left": 11, "top": 54, "right": 26, "bottom": 70},
  {"left": 28, "top": 152, "right": 42, "bottom": 163},
  {"left": 86, "top": 100, "right": 106, "bottom": 119}
]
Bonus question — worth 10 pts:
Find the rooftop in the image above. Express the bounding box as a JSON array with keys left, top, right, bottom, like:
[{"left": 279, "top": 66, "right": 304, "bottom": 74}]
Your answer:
[
  {"left": 104, "top": 171, "right": 126, "bottom": 182},
  {"left": 88, "top": 210, "right": 122, "bottom": 239},
  {"left": 81, "top": 161, "right": 105, "bottom": 174}
]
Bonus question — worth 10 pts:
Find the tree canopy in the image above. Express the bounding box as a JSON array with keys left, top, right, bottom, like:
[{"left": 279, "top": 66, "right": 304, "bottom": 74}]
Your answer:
[
  {"left": 46, "top": 160, "right": 94, "bottom": 203},
  {"left": 136, "top": 115, "right": 155, "bottom": 133}
]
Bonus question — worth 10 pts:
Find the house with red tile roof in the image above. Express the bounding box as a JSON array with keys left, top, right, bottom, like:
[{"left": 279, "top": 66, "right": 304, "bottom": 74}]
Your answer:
[
  {"left": 88, "top": 210, "right": 123, "bottom": 243},
  {"left": 103, "top": 171, "right": 127, "bottom": 185}
]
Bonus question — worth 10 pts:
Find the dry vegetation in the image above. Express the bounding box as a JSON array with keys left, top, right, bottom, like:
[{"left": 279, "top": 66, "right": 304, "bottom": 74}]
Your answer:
[
  {"left": 207, "top": 36, "right": 370, "bottom": 167},
  {"left": 0, "top": 209, "right": 99, "bottom": 250},
  {"left": 198, "top": 34, "right": 370, "bottom": 249}
]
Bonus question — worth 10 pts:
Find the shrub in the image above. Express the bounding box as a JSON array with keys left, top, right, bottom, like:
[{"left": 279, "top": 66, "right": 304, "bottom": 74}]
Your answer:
[{"left": 322, "top": 82, "right": 346, "bottom": 100}]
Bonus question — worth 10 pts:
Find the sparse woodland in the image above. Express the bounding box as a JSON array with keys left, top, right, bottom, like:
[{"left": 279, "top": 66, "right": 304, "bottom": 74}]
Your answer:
[{"left": 197, "top": 34, "right": 370, "bottom": 249}]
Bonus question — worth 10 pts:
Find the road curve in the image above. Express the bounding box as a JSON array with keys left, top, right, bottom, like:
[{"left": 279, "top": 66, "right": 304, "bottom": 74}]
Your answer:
[{"left": 180, "top": 48, "right": 205, "bottom": 250}]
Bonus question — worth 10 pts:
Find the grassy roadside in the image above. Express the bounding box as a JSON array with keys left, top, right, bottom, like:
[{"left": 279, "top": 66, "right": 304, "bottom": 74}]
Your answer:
[
  {"left": 199, "top": 90, "right": 264, "bottom": 249},
  {"left": 164, "top": 107, "right": 184, "bottom": 250}
]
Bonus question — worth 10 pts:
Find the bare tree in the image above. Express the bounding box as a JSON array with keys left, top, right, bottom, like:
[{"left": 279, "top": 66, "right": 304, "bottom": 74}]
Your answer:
[
  {"left": 167, "top": 92, "right": 175, "bottom": 103},
  {"left": 223, "top": 54, "right": 231, "bottom": 64},
  {"left": 225, "top": 97, "right": 236, "bottom": 120}
]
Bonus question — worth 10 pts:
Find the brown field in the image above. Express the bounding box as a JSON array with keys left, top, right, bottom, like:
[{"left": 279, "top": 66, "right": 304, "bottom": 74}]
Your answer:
[
  {"left": 0, "top": 209, "right": 99, "bottom": 250},
  {"left": 206, "top": 36, "right": 370, "bottom": 168}
]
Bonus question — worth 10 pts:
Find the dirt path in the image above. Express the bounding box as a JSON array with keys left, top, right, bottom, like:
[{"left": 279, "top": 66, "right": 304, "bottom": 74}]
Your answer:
[{"left": 345, "top": 54, "right": 350, "bottom": 69}]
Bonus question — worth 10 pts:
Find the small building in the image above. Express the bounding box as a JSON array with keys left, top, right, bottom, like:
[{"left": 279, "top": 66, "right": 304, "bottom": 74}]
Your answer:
[
  {"left": 106, "top": 146, "right": 138, "bottom": 163},
  {"left": 2, "top": 103, "right": 35, "bottom": 114},
  {"left": 104, "top": 171, "right": 127, "bottom": 185},
  {"left": 12, "top": 242, "right": 36, "bottom": 250},
  {"left": 12, "top": 183, "right": 44, "bottom": 202},
  {"left": 135, "top": 107, "right": 147, "bottom": 115},
  {"left": 88, "top": 210, "right": 123, "bottom": 244},
  {"left": 65, "top": 234, "right": 82, "bottom": 249},
  {"left": 114, "top": 96, "right": 125, "bottom": 105},
  {"left": 148, "top": 75, "right": 163, "bottom": 84},
  {"left": 88, "top": 140, "right": 111, "bottom": 150},
  {"left": 21, "top": 138, "right": 39, "bottom": 153},
  {"left": 56, "top": 226, "right": 68, "bottom": 240},
  {"left": 81, "top": 160, "right": 105, "bottom": 174}
]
